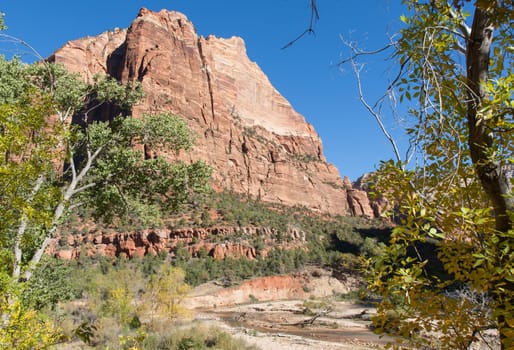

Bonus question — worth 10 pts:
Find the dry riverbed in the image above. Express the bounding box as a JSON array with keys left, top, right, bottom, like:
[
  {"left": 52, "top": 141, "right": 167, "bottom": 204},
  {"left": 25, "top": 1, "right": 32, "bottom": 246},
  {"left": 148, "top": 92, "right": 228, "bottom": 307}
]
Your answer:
[
  {"left": 194, "top": 300, "right": 388, "bottom": 350},
  {"left": 185, "top": 268, "right": 391, "bottom": 350}
]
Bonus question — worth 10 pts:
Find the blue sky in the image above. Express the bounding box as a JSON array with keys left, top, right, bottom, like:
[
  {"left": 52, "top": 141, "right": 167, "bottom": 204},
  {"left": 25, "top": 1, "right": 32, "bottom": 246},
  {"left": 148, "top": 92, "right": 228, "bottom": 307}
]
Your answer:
[{"left": 1, "top": 1, "right": 408, "bottom": 180}]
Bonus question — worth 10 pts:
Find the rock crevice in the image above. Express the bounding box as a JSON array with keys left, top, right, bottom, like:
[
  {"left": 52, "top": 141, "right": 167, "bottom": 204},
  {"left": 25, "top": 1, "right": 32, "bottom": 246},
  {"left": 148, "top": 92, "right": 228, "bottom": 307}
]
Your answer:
[{"left": 197, "top": 38, "right": 216, "bottom": 122}]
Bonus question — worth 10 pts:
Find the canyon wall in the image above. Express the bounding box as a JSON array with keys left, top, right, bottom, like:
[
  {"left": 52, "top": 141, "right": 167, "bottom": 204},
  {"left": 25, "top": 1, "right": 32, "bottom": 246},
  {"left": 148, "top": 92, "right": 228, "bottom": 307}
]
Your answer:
[{"left": 49, "top": 8, "right": 374, "bottom": 216}]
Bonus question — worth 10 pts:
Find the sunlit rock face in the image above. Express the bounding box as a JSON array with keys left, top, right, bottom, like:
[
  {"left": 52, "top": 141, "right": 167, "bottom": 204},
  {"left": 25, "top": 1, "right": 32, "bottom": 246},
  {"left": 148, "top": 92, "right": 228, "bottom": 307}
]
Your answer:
[
  {"left": 49, "top": 8, "right": 355, "bottom": 215},
  {"left": 49, "top": 226, "right": 307, "bottom": 260}
]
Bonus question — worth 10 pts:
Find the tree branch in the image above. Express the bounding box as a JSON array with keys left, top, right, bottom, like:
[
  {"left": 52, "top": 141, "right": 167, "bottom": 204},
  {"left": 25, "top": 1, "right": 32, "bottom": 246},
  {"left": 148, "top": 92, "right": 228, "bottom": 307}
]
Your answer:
[
  {"left": 72, "top": 182, "right": 97, "bottom": 196},
  {"left": 282, "top": 0, "right": 319, "bottom": 49},
  {"left": 22, "top": 145, "right": 103, "bottom": 281},
  {"left": 338, "top": 42, "right": 397, "bottom": 66},
  {"left": 448, "top": 6, "right": 471, "bottom": 40},
  {"left": 352, "top": 60, "right": 403, "bottom": 165}
]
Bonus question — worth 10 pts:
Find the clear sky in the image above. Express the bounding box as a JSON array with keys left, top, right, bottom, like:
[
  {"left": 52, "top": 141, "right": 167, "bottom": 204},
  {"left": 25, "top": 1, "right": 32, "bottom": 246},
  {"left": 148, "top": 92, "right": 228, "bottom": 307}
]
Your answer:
[{"left": 1, "top": 1, "right": 408, "bottom": 181}]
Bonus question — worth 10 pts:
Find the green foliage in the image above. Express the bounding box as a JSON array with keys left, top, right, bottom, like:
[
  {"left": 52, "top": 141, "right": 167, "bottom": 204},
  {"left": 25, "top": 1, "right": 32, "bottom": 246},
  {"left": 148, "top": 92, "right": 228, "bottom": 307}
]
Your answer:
[
  {"left": 211, "top": 191, "right": 289, "bottom": 229},
  {"left": 175, "top": 247, "right": 342, "bottom": 288},
  {"left": 119, "top": 324, "right": 258, "bottom": 350},
  {"left": 369, "top": 161, "right": 513, "bottom": 348},
  {"left": 0, "top": 52, "right": 211, "bottom": 285},
  {"left": 0, "top": 56, "right": 34, "bottom": 103},
  {"left": 363, "top": 2, "right": 514, "bottom": 348},
  {"left": 82, "top": 116, "right": 211, "bottom": 225},
  {"left": 49, "top": 258, "right": 259, "bottom": 349},
  {"left": 73, "top": 321, "right": 97, "bottom": 346},
  {"left": 0, "top": 58, "right": 65, "bottom": 276},
  {"left": 122, "top": 112, "right": 194, "bottom": 152},
  {"left": 21, "top": 256, "right": 78, "bottom": 310},
  {"left": 290, "top": 153, "right": 320, "bottom": 163},
  {"left": 79, "top": 262, "right": 144, "bottom": 326},
  {"left": 162, "top": 191, "right": 389, "bottom": 287},
  {"left": 301, "top": 298, "right": 334, "bottom": 316},
  {"left": 142, "top": 266, "right": 191, "bottom": 323}
]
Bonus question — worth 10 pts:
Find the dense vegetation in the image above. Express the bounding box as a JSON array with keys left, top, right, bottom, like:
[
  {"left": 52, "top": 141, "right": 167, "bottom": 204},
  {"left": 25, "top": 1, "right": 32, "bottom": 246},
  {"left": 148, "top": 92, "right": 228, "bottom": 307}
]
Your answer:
[
  {"left": 56, "top": 189, "right": 388, "bottom": 286},
  {"left": 7, "top": 188, "right": 386, "bottom": 348},
  {"left": 176, "top": 192, "right": 387, "bottom": 285},
  {"left": 16, "top": 254, "right": 259, "bottom": 349}
]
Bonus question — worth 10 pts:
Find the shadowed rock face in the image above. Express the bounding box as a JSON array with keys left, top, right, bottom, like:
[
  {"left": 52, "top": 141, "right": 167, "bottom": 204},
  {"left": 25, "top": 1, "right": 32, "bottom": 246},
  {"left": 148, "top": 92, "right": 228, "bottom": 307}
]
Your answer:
[{"left": 49, "top": 7, "right": 356, "bottom": 215}]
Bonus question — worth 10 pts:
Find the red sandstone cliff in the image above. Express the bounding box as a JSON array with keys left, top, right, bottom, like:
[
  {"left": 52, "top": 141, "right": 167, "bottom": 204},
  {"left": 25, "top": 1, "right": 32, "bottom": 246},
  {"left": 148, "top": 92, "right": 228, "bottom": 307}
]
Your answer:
[
  {"left": 49, "top": 8, "right": 367, "bottom": 216},
  {"left": 49, "top": 225, "right": 306, "bottom": 260}
]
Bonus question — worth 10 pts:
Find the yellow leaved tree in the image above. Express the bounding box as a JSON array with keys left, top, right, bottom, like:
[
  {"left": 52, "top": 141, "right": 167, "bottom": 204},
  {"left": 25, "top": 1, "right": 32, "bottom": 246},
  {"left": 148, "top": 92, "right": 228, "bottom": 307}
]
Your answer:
[
  {"left": 141, "top": 266, "right": 191, "bottom": 326},
  {"left": 339, "top": 1, "right": 514, "bottom": 349}
]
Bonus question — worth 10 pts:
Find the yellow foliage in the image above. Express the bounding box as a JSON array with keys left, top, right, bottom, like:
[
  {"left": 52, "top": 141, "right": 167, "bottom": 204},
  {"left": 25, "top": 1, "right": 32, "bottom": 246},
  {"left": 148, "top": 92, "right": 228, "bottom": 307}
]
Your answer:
[
  {"left": 0, "top": 295, "right": 61, "bottom": 349},
  {"left": 141, "top": 266, "right": 191, "bottom": 322}
]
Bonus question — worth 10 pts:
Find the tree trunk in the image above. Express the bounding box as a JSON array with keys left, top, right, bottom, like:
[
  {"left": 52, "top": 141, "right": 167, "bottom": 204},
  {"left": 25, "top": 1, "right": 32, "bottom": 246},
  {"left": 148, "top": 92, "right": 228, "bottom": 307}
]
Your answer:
[
  {"left": 13, "top": 175, "right": 45, "bottom": 280},
  {"left": 466, "top": 7, "right": 513, "bottom": 349},
  {"left": 466, "top": 8, "right": 513, "bottom": 233}
]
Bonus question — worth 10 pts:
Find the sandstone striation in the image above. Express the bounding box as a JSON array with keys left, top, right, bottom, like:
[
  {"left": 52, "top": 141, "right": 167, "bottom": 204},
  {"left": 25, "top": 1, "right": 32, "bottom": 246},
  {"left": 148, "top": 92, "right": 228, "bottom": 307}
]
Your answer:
[{"left": 49, "top": 8, "right": 360, "bottom": 215}]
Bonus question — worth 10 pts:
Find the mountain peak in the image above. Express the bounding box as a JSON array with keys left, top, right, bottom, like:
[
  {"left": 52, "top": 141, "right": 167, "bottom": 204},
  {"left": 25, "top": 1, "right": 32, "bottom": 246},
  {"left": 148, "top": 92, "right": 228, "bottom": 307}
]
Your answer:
[{"left": 49, "top": 8, "right": 376, "bottom": 216}]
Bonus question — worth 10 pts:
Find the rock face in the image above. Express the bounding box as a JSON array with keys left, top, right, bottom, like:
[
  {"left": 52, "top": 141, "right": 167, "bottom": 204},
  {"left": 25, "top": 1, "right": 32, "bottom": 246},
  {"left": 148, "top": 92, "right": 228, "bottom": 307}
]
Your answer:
[
  {"left": 351, "top": 174, "right": 389, "bottom": 217},
  {"left": 49, "top": 8, "right": 353, "bottom": 215},
  {"left": 343, "top": 176, "right": 375, "bottom": 217},
  {"left": 49, "top": 225, "right": 306, "bottom": 260}
]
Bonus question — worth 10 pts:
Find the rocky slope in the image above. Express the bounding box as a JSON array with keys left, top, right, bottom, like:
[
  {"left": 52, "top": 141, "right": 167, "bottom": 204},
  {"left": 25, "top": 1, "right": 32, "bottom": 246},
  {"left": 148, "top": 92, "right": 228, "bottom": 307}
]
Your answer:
[{"left": 49, "top": 7, "right": 374, "bottom": 216}]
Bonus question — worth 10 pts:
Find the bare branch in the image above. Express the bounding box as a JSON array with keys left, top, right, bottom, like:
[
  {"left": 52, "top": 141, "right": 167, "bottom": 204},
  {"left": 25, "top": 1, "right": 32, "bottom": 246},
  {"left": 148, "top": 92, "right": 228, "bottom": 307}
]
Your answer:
[
  {"left": 340, "top": 38, "right": 407, "bottom": 165},
  {"left": 57, "top": 106, "right": 73, "bottom": 123},
  {"left": 72, "top": 146, "right": 103, "bottom": 187},
  {"left": 23, "top": 145, "right": 104, "bottom": 281},
  {"left": 351, "top": 59, "right": 403, "bottom": 165},
  {"left": 69, "top": 147, "right": 77, "bottom": 181},
  {"left": 72, "top": 182, "right": 97, "bottom": 196},
  {"left": 282, "top": 0, "right": 319, "bottom": 49},
  {"left": 0, "top": 33, "right": 45, "bottom": 61},
  {"left": 83, "top": 100, "right": 105, "bottom": 123},
  {"left": 338, "top": 43, "right": 396, "bottom": 66},
  {"left": 67, "top": 202, "right": 85, "bottom": 211},
  {"left": 448, "top": 6, "right": 471, "bottom": 40}
]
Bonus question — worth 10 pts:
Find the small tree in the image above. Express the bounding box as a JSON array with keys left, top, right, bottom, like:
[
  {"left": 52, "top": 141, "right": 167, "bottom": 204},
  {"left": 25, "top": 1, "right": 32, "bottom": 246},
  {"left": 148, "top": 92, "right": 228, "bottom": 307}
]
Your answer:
[{"left": 141, "top": 266, "right": 191, "bottom": 324}]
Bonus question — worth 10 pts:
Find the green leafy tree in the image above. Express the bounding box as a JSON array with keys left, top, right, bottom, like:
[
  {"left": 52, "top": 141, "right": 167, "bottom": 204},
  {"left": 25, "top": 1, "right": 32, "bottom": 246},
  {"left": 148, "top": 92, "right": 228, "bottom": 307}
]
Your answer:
[
  {"left": 86, "top": 265, "right": 143, "bottom": 326},
  {"left": 341, "top": 1, "right": 513, "bottom": 348},
  {"left": 21, "top": 256, "right": 78, "bottom": 311},
  {"left": 0, "top": 54, "right": 210, "bottom": 316}
]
